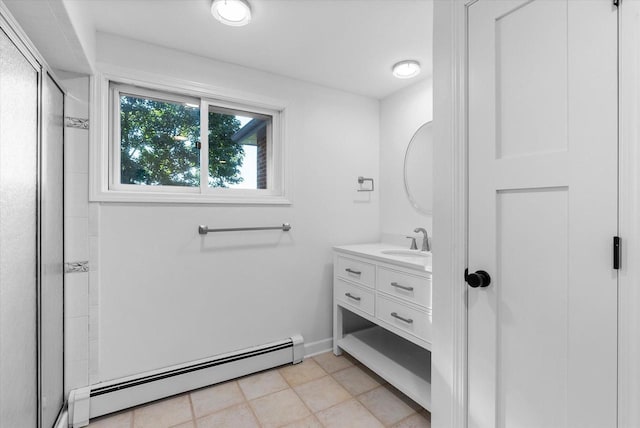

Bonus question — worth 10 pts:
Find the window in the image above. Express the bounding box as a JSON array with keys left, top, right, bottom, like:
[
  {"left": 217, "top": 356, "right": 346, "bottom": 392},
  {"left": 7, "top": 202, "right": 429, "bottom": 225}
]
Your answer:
[
  {"left": 117, "top": 89, "right": 201, "bottom": 189},
  {"left": 206, "top": 106, "right": 271, "bottom": 190},
  {"left": 96, "top": 78, "right": 287, "bottom": 204}
]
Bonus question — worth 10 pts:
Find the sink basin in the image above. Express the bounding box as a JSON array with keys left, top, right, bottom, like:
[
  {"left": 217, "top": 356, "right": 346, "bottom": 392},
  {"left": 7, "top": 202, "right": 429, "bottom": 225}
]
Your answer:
[
  {"left": 381, "top": 249, "right": 430, "bottom": 258},
  {"left": 380, "top": 249, "right": 432, "bottom": 267}
]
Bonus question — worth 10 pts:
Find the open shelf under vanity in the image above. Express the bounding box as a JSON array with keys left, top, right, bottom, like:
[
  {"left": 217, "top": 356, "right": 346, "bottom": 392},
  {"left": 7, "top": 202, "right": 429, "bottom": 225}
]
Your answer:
[{"left": 336, "top": 325, "right": 431, "bottom": 410}]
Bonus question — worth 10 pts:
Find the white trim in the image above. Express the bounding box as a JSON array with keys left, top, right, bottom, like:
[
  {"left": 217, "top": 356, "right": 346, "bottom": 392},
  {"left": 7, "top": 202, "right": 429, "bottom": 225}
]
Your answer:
[
  {"left": 199, "top": 98, "right": 209, "bottom": 191},
  {"left": 618, "top": 2, "right": 640, "bottom": 426},
  {"left": 89, "top": 67, "right": 291, "bottom": 205},
  {"left": 68, "top": 387, "right": 91, "bottom": 428},
  {"left": 53, "top": 409, "right": 68, "bottom": 428},
  {"left": 302, "top": 338, "right": 333, "bottom": 358},
  {"left": 432, "top": 0, "right": 469, "bottom": 427}
]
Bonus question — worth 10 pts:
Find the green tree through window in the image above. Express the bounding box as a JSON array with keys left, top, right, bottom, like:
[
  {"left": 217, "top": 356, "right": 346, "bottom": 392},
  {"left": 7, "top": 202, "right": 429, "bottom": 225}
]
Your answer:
[
  {"left": 208, "top": 111, "right": 245, "bottom": 188},
  {"left": 119, "top": 94, "right": 245, "bottom": 187}
]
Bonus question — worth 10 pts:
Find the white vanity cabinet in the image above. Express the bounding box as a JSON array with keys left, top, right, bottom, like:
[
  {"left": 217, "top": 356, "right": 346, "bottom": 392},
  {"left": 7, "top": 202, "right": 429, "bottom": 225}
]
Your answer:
[{"left": 332, "top": 244, "right": 432, "bottom": 410}]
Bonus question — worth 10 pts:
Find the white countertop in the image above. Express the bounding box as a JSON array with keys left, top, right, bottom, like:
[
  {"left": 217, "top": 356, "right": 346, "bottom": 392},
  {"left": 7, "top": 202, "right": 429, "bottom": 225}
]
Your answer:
[{"left": 333, "top": 242, "right": 432, "bottom": 273}]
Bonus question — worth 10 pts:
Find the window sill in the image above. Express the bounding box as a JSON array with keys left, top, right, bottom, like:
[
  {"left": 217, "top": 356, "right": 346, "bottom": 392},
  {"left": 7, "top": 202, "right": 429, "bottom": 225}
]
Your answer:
[{"left": 89, "top": 189, "right": 292, "bottom": 205}]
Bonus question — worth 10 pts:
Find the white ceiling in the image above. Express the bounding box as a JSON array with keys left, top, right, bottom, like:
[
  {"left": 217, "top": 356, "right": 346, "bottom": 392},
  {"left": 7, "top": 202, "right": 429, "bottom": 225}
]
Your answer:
[{"left": 69, "top": 0, "right": 433, "bottom": 99}]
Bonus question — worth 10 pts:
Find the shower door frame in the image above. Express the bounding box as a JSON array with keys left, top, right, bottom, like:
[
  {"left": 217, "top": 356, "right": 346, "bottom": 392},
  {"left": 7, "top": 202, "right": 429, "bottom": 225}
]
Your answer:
[{"left": 0, "top": 4, "right": 66, "bottom": 427}]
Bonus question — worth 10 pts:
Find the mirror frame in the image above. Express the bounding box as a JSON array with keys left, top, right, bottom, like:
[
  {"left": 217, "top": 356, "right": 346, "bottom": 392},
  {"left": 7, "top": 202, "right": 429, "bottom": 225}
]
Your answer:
[{"left": 403, "top": 121, "right": 433, "bottom": 215}]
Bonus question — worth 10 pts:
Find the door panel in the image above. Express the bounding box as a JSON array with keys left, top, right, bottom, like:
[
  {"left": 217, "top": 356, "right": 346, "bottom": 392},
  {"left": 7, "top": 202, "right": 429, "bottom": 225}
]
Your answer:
[
  {"left": 40, "top": 73, "right": 65, "bottom": 428},
  {"left": 0, "top": 27, "right": 39, "bottom": 428},
  {"left": 496, "top": 0, "right": 567, "bottom": 158},
  {"left": 496, "top": 188, "right": 569, "bottom": 427},
  {"left": 468, "top": 1, "right": 618, "bottom": 427}
]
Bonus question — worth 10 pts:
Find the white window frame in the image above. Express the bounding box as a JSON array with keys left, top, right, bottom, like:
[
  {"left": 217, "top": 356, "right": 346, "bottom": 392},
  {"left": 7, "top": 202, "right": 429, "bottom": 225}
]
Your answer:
[{"left": 90, "top": 71, "right": 290, "bottom": 204}]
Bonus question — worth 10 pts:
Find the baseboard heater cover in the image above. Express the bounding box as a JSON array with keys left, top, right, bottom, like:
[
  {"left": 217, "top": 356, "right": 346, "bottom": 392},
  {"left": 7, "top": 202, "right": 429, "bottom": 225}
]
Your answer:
[{"left": 68, "top": 335, "right": 304, "bottom": 428}]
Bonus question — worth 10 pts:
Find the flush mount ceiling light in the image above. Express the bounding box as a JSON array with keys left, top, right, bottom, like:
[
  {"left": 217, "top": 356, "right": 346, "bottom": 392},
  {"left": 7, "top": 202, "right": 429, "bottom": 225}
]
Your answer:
[
  {"left": 392, "top": 60, "right": 421, "bottom": 79},
  {"left": 211, "top": 0, "right": 252, "bottom": 27}
]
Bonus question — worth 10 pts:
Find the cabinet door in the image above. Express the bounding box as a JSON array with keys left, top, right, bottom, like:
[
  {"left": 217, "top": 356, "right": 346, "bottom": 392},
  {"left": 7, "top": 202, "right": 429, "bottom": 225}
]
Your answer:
[
  {"left": 467, "top": 1, "right": 618, "bottom": 427},
  {"left": 0, "top": 27, "right": 39, "bottom": 428}
]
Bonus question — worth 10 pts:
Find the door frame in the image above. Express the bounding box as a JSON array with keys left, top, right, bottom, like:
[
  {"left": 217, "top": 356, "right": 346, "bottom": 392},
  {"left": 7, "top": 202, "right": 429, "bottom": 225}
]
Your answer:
[
  {"left": 434, "top": 0, "right": 638, "bottom": 427},
  {"left": 618, "top": 2, "right": 640, "bottom": 426},
  {"left": 432, "top": 0, "right": 472, "bottom": 427}
]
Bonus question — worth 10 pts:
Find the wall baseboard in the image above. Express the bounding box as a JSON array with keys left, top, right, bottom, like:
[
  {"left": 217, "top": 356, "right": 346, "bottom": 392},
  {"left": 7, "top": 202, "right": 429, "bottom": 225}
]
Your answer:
[
  {"left": 68, "top": 335, "right": 303, "bottom": 428},
  {"left": 303, "top": 337, "right": 332, "bottom": 358}
]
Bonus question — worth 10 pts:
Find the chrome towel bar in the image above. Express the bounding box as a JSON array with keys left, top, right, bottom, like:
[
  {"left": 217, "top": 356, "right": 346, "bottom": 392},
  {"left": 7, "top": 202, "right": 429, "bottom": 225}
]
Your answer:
[{"left": 198, "top": 223, "right": 292, "bottom": 235}]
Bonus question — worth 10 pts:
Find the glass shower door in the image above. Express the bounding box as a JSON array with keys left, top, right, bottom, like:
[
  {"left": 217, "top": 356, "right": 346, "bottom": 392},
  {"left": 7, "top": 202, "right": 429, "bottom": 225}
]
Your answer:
[
  {"left": 40, "top": 73, "right": 65, "bottom": 428},
  {"left": 0, "top": 26, "right": 39, "bottom": 428}
]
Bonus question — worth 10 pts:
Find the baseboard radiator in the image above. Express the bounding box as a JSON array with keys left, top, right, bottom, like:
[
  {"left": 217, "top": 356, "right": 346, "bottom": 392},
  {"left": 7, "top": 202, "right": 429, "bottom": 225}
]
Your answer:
[{"left": 67, "top": 335, "right": 304, "bottom": 428}]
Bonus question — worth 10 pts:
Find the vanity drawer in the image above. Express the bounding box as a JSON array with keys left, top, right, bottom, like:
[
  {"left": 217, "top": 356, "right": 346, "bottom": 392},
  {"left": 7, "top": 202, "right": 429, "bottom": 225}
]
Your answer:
[
  {"left": 336, "top": 256, "right": 375, "bottom": 288},
  {"left": 335, "top": 279, "right": 375, "bottom": 316},
  {"left": 376, "top": 294, "right": 431, "bottom": 342},
  {"left": 377, "top": 267, "right": 431, "bottom": 308}
]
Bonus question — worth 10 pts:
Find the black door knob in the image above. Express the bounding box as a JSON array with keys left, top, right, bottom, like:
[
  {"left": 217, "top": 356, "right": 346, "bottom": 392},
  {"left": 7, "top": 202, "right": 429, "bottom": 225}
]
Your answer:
[{"left": 465, "top": 269, "right": 491, "bottom": 288}]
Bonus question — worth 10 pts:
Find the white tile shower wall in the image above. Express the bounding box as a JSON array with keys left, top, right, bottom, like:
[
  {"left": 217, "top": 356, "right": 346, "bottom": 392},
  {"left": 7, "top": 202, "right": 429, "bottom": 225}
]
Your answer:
[
  {"left": 88, "top": 215, "right": 100, "bottom": 383},
  {"left": 60, "top": 73, "right": 91, "bottom": 395},
  {"left": 379, "top": 78, "right": 433, "bottom": 242}
]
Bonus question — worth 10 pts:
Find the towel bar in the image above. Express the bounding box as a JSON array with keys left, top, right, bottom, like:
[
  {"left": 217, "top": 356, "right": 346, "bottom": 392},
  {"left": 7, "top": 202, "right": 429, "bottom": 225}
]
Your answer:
[{"left": 198, "top": 223, "right": 292, "bottom": 235}]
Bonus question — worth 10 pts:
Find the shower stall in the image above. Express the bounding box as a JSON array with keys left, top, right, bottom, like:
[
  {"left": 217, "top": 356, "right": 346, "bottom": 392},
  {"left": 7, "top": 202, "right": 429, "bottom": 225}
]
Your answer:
[{"left": 0, "top": 6, "right": 65, "bottom": 427}]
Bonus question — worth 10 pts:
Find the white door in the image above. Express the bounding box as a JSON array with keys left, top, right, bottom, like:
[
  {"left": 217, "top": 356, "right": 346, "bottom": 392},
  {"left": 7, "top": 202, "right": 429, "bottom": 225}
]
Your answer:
[{"left": 467, "top": 1, "right": 618, "bottom": 428}]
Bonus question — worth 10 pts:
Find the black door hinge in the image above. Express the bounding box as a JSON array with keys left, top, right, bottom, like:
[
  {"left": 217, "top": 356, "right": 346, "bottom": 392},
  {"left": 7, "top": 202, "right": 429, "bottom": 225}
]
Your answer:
[
  {"left": 613, "top": 236, "right": 621, "bottom": 270},
  {"left": 614, "top": 0, "right": 621, "bottom": 7}
]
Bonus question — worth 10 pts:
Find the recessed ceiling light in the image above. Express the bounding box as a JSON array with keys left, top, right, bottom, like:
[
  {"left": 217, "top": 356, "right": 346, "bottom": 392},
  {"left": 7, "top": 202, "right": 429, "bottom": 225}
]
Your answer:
[
  {"left": 392, "top": 60, "right": 421, "bottom": 79},
  {"left": 211, "top": 0, "right": 252, "bottom": 27}
]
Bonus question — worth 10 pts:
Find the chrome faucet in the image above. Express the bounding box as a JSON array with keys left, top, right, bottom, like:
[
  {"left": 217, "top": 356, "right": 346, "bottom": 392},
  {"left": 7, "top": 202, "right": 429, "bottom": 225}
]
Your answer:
[
  {"left": 414, "top": 228, "right": 430, "bottom": 252},
  {"left": 406, "top": 236, "right": 418, "bottom": 250}
]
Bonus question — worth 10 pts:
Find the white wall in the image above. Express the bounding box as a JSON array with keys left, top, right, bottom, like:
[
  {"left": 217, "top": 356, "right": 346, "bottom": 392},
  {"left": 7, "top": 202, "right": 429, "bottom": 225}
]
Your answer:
[
  {"left": 379, "top": 78, "right": 433, "bottom": 245},
  {"left": 92, "top": 33, "right": 380, "bottom": 381}
]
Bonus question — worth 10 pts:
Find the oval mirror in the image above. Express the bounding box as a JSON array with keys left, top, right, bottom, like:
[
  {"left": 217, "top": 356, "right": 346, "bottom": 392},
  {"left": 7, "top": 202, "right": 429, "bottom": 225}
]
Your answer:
[{"left": 403, "top": 121, "right": 433, "bottom": 215}]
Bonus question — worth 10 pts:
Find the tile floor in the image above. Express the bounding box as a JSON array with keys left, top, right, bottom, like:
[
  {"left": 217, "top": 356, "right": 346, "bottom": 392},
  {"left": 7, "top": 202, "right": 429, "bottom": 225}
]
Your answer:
[{"left": 86, "top": 351, "right": 431, "bottom": 428}]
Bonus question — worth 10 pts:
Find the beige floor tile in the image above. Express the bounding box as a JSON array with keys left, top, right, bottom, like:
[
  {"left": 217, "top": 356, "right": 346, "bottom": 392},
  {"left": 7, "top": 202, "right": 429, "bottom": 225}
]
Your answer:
[
  {"left": 359, "top": 364, "right": 388, "bottom": 385},
  {"left": 315, "top": 399, "right": 384, "bottom": 428},
  {"left": 87, "top": 410, "right": 132, "bottom": 428},
  {"left": 294, "top": 375, "right": 352, "bottom": 412},
  {"left": 391, "top": 412, "right": 431, "bottom": 428},
  {"left": 312, "top": 352, "right": 354, "bottom": 373},
  {"left": 386, "top": 384, "right": 423, "bottom": 412},
  {"left": 195, "top": 403, "right": 259, "bottom": 428},
  {"left": 133, "top": 395, "right": 193, "bottom": 428},
  {"left": 190, "top": 381, "right": 245, "bottom": 418},
  {"left": 238, "top": 369, "right": 289, "bottom": 400},
  {"left": 249, "top": 388, "right": 310, "bottom": 428},
  {"left": 170, "top": 422, "right": 195, "bottom": 428},
  {"left": 357, "top": 386, "right": 416, "bottom": 426},
  {"left": 332, "top": 365, "right": 382, "bottom": 395},
  {"left": 341, "top": 352, "right": 361, "bottom": 366},
  {"left": 280, "top": 414, "right": 323, "bottom": 428},
  {"left": 279, "top": 359, "right": 327, "bottom": 387}
]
